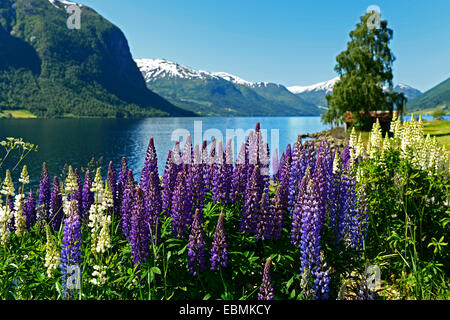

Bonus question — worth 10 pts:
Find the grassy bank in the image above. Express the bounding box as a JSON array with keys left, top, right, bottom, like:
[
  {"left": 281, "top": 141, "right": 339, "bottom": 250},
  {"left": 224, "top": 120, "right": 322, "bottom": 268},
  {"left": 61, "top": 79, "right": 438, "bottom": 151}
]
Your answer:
[{"left": 0, "top": 109, "right": 37, "bottom": 119}]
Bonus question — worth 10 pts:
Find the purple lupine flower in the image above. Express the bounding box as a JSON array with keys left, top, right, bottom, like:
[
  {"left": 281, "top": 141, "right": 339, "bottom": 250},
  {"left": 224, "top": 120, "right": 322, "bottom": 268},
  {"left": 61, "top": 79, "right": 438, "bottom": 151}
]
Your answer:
[
  {"left": 107, "top": 161, "right": 118, "bottom": 213},
  {"left": 256, "top": 190, "right": 271, "bottom": 241},
  {"left": 312, "top": 154, "right": 327, "bottom": 228},
  {"left": 270, "top": 184, "right": 284, "bottom": 240},
  {"left": 210, "top": 213, "right": 228, "bottom": 271},
  {"left": 130, "top": 187, "right": 150, "bottom": 266},
  {"left": 337, "top": 170, "right": 368, "bottom": 251},
  {"left": 121, "top": 169, "right": 135, "bottom": 242},
  {"left": 314, "top": 257, "right": 331, "bottom": 300},
  {"left": 24, "top": 191, "right": 36, "bottom": 230},
  {"left": 298, "top": 177, "right": 322, "bottom": 276},
  {"left": 73, "top": 168, "right": 83, "bottom": 214},
  {"left": 204, "top": 138, "right": 216, "bottom": 192},
  {"left": 81, "top": 170, "right": 94, "bottom": 223},
  {"left": 187, "top": 208, "right": 206, "bottom": 276},
  {"left": 231, "top": 142, "right": 247, "bottom": 204},
  {"left": 258, "top": 257, "right": 274, "bottom": 300},
  {"left": 273, "top": 149, "right": 282, "bottom": 183},
  {"left": 140, "top": 137, "right": 159, "bottom": 195},
  {"left": 291, "top": 167, "right": 311, "bottom": 247},
  {"left": 240, "top": 165, "right": 262, "bottom": 234},
  {"left": 162, "top": 150, "right": 178, "bottom": 216},
  {"left": 50, "top": 176, "right": 63, "bottom": 231},
  {"left": 38, "top": 162, "right": 51, "bottom": 221},
  {"left": 342, "top": 143, "right": 351, "bottom": 171},
  {"left": 117, "top": 157, "right": 129, "bottom": 207},
  {"left": 191, "top": 144, "right": 205, "bottom": 211},
  {"left": 182, "top": 134, "right": 193, "bottom": 165},
  {"left": 145, "top": 171, "right": 162, "bottom": 244},
  {"left": 60, "top": 200, "right": 82, "bottom": 290},
  {"left": 212, "top": 140, "right": 232, "bottom": 204},
  {"left": 171, "top": 168, "right": 192, "bottom": 238}
]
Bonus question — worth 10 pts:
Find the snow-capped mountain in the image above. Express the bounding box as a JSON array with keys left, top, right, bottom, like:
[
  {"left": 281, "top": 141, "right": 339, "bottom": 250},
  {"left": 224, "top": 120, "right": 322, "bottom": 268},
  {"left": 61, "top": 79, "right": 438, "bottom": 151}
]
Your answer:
[
  {"left": 394, "top": 83, "right": 422, "bottom": 100},
  {"left": 48, "top": 0, "right": 83, "bottom": 9},
  {"left": 287, "top": 77, "right": 340, "bottom": 95},
  {"left": 135, "top": 58, "right": 320, "bottom": 116},
  {"left": 135, "top": 58, "right": 256, "bottom": 87},
  {"left": 288, "top": 77, "right": 421, "bottom": 107}
]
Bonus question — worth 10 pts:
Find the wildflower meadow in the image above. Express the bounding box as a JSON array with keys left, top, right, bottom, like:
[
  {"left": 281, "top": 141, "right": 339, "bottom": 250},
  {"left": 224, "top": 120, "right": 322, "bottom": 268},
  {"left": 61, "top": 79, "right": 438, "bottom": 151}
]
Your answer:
[{"left": 0, "top": 118, "right": 448, "bottom": 300}]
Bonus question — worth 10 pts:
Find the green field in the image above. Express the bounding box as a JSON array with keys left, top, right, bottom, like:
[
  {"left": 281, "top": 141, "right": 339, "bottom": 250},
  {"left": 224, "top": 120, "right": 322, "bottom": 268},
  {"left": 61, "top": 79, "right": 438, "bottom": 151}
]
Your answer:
[
  {"left": 423, "top": 120, "right": 450, "bottom": 149},
  {"left": 0, "top": 109, "right": 37, "bottom": 119}
]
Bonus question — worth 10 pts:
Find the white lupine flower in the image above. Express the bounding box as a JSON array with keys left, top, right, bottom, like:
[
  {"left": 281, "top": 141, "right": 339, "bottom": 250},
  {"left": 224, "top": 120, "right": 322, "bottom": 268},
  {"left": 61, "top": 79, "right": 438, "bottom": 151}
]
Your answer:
[
  {"left": 64, "top": 166, "right": 78, "bottom": 195},
  {"left": 88, "top": 202, "right": 111, "bottom": 255},
  {"left": 14, "top": 193, "right": 26, "bottom": 237},
  {"left": 19, "top": 165, "right": 30, "bottom": 185},
  {"left": 1, "top": 170, "right": 15, "bottom": 196},
  {"left": 0, "top": 205, "right": 14, "bottom": 245},
  {"left": 103, "top": 181, "right": 114, "bottom": 209},
  {"left": 91, "top": 167, "right": 104, "bottom": 194},
  {"left": 332, "top": 151, "right": 341, "bottom": 174},
  {"left": 44, "top": 225, "right": 60, "bottom": 277},
  {"left": 95, "top": 215, "right": 111, "bottom": 254},
  {"left": 90, "top": 265, "right": 107, "bottom": 286},
  {"left": 368, "top": 120, "right": 383, "bottom": 160}
]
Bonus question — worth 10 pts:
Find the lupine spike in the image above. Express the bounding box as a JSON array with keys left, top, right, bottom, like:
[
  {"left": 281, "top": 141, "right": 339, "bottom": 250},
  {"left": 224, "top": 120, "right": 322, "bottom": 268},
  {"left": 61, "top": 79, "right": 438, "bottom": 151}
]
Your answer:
[
  {"left": 210, "top": 213, "right": 228, "bottom": 271},
  {"left": 187, "top": 208, "right": 206, "bottom": 276},
  {"left": 258, "top": 257, "right": 274, "bottom": 300}
]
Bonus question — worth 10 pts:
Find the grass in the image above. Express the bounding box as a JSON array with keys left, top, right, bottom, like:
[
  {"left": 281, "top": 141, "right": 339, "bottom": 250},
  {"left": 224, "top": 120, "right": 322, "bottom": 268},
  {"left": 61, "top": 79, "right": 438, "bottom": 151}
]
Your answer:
[{"left": 0, "top": 109, "right": 37, "bottom": 119}]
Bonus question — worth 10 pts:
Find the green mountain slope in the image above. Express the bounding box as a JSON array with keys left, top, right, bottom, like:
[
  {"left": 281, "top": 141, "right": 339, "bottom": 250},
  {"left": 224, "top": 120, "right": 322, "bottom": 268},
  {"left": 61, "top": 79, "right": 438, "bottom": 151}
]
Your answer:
[
  {"left": 138, "top": 59, "right": 321, "bottom": 116},
  {"left": 0, "top": 0, "right": 194, "bottom": 117},
  {"left": 407, "top": 77, "right": 450, "bottom": 112}
]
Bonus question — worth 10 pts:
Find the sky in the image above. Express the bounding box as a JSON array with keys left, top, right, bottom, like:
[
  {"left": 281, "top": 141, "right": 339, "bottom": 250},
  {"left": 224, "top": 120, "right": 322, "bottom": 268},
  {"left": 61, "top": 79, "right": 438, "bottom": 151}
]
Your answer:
[{"left": 79, "top": 0, "right": 450, "bottom": 92}]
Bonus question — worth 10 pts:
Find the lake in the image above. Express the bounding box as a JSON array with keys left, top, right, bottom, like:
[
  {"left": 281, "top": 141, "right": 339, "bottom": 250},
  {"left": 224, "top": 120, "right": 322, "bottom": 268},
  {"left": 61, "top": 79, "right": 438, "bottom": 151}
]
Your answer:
[{"left": 0, "top": 116, "right": 331, "bottom": 190}]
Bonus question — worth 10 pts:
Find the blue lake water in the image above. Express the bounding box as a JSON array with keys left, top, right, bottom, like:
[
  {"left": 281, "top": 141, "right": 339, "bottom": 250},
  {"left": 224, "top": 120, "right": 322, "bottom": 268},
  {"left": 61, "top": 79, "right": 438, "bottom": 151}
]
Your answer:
[{"left": 0, "top": 116, "right": 331, "bottom": 190}]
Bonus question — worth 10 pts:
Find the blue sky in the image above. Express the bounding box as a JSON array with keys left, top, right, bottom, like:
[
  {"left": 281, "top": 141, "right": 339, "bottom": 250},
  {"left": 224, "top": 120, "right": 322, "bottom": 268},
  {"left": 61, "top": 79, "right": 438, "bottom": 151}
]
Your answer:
[{"left": 80, "top": 0, "right": 450, "bottom": 92}]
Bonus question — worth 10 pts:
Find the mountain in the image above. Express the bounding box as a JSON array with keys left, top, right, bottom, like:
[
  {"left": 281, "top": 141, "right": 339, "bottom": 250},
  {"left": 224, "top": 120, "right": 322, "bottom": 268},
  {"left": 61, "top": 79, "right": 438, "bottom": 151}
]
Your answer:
[
  {"left": 136, "top": 58, "right": 321, "bottom": 116},
  {"left": 407, "top": 77, "right": 450, "bottom": 112},
  {"left": 288, "top": 77, "right": 422, "bottom": 107},
  {"left": 394, "top": 83, "right": 422, "bottom": 100},
  {"left": 287, "top": 77, "right": 339, "bottom": 107},
  {"left": 0, "top": 0, "right": 194, "bottom": 118}
]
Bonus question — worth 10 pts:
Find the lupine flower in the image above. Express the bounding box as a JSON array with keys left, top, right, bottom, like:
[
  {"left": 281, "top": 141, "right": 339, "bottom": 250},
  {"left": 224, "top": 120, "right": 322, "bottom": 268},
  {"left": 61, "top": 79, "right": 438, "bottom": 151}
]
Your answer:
[
  {"left": 44, "top": 224, "right": 60, "bottom": 277},
  {"left": 91, "top": 167, "right": 104, "bottom": 196},
  {"left": 191, "top": 144, "right": 205, "bottom": 211},
  {"left": 121, "top": 169, "right": 135, "bottom": 241},
  {"left": 24, "top": 191, "right": 36, "bottom": 230},
  {"left": 256, "top": 190, "right": 271, "bottom": 241},
  {"left": 205, "top": 138, "right": 216, "bottom": 191},
  {"left": 270, "top": 185, "right": 284, "bottom": 240},
  {"left": 241, "top": 165, "right": 262, "bottom": 234},
  {"left": 39, "top": 163, "right": 51, "bottom": 221},
  {"left": 162, "top": 150, "right": 178, "bottom": 216},
  {"left": 314, "top": 253, "right": 331, "bottom": 300},
  {"left": 73, "top": 168, "right": 83, "bottom": 214},
  {"left": 187, "top": 208, "right": 206, "bottom": 276},
  {"left": 171, "top": 168, "right": 192, "bottom": 238},
  {"left": 130, "top": 187, "right": 150, "bottom": 266},
  {"left": 117, "top": 157, "right": 129, "bottom": 207},
  {"left": 231, "top": 142, "right": 247, "bottom": 203},
  {"left": 60, "top": 200, "right": 83, "bottom": 290},
  {"left": 212, "top": 140, "right": 232, "bottom": 204},
  {"left": 182, "top": 134, "right": 193, "bottom": 165},
  {"left": 258, "top": 257, "right": 274, "bottom": 300},
  {"left": 291, "top": 167, "right": 311, "bottom": 247},
  {"left": 140, "top": 137, "right": 159, "bottom": 194},
  {"left": 273, "top": 149, "right": 281, "bottom": 183},
  {"left": 90, "top": 265, "right": 108, "bottom": 286},
  {"left": 210, "top": 213, "right": 228, "bottom": 271},
  {"left": 107, "top": 161, "right": 118, "bottom": 212},
  {"left": 13, "top": 192, "right": 26, "bottom": 237},
  {"left": 19, "top": 165, "right": 30, "bottom": 185},
  {"left": 50, "top": 176, "right": 63, "bottom": 231},
  {"left": 145, "top": 171, "right": 162, "bottom": 244},
  {"left": 81, "top": 170, "right": 94, "bottom": 223},
  {"left": 64, "top": 166, "right": 78, "bottom": 199},
  {"left": 1, "top": 169, "right": 15, "bottom": 197}
]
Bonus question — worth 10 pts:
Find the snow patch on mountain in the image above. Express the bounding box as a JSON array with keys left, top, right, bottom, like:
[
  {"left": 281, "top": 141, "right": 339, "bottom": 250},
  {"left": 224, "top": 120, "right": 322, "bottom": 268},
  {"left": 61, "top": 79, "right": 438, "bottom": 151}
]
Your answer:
[
  {"left": 287, "top": 77, "right": 340, "bottom": 94},
  {"left": 48, "top": 0, "right": 83, "bottom": 9},
  {"left": 135, "top": 58, "right": 258, "bottom": 86}
]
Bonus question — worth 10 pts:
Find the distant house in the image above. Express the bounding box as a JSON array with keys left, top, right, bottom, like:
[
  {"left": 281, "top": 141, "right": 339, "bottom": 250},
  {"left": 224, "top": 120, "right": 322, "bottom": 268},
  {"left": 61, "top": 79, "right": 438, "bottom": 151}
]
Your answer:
[{"left": 344, "top": 111, "right": 398, "bottom": 131}]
